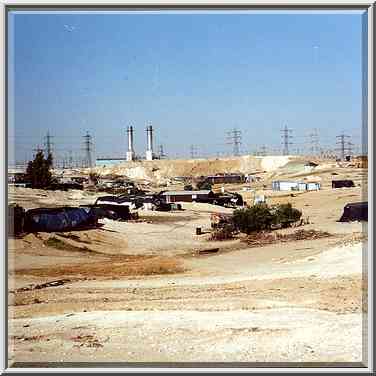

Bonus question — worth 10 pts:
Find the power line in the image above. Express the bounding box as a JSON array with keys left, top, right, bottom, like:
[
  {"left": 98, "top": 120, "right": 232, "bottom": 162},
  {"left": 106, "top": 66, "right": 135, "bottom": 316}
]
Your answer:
[
  {"left": 281, "top": 124, "right": 293, "bottom": 156},
  {"left": 226, "top": 128, "right": 242, "bottom": 156}
]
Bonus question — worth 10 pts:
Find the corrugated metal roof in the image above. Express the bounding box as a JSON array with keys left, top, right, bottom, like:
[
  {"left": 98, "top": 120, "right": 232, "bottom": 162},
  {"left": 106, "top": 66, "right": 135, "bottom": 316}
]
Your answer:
[{"left": 161, "top": 190, "right": 212, "bottom": 196}]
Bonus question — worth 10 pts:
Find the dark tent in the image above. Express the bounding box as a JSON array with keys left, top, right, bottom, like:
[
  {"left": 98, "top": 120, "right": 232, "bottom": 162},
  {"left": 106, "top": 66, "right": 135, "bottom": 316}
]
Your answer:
[
  {"left": 94, "top": 196, "right": 134, "bottom": 220},
  {"left": 339, "top": 202, "right": 368, "bottom": 222},
  {"left": 24, "top": 207, "right": 98, "bottom": 232},
  {"left": 332, "top": 180, "right": 355, "bottom": 188}
]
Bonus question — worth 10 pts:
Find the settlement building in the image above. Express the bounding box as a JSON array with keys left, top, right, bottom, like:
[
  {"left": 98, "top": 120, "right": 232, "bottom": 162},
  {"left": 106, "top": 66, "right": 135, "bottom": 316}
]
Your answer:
[
  {"left": 205, "top": 174, "right": 245, "bottom": 185},
  {"left": 161, "top": 190, "right": 215, "bottom": 203},
  {"left": 332, "top": 180, "right": 355, "bottom": 189},
  {"left": 272, "top": 181, "right": 320, "bottom": 191}
]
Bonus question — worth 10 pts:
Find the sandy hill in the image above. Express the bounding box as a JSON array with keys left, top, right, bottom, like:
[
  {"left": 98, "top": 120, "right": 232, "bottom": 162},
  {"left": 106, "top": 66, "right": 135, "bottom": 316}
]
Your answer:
[{"left": 85, "top": 155, "right": 312, "bottom": 184}]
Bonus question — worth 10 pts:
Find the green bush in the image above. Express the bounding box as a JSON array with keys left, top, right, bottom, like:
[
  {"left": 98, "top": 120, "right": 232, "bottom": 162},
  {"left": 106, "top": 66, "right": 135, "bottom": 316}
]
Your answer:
[
  {"left": 232, "top": 203, "right": 302, "bottom": 234},
  {"left": 233, "top": 203, "right": 274, "bottom": 234},
  {"left": 272, "top": 203, "right": 302, "bottom": 228}
]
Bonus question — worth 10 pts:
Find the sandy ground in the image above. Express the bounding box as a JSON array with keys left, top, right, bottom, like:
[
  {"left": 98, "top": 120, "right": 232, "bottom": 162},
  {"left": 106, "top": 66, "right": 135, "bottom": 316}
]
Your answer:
[{"left": 7, "top": 163, "right": 368, "bottom": 366}]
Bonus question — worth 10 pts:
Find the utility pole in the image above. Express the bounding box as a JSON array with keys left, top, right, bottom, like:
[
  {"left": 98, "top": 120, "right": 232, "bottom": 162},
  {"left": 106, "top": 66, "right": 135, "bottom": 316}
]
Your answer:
[
  {"left": 281, "top": 125, "right": 293, "bottom": 156},
  {"left": 308, "top": 128, "right": 320, "bottom": 156},
  {"left": 226, "top": 128, "right": 242, "bottom": 156},
  {"left": 83, "top": 131, "right": 93, "bottom": 168},
  {"left": 336, "top": 132, "right": 351, "bottom": 160}
]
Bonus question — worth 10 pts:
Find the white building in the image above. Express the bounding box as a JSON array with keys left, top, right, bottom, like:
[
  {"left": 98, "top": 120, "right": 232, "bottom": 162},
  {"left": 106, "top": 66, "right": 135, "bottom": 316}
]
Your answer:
[{"left": 272, "top": 180, "right": 321, "bottom": 191}]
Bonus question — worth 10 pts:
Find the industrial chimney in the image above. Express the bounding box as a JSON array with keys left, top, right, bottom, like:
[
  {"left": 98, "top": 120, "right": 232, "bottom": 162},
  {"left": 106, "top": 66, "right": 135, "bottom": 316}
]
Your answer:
[
  {"left": 146, "top": 125, "right": 153, "bottom": 161},
  {"left": 126, "top": 126, "right": 135, "bottom": 161}
]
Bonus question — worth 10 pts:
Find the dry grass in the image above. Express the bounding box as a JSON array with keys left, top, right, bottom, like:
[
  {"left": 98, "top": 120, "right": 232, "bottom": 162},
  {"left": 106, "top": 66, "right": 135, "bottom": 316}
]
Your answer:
[
  {"left": 43, "top": 236, "right": 93, "bottom": 254},
  {"left": 244, "top": 229, "right": 333, "bottom": 247},
  {"left": 15, "top": 255, "right": 185, "bottom": 278}
]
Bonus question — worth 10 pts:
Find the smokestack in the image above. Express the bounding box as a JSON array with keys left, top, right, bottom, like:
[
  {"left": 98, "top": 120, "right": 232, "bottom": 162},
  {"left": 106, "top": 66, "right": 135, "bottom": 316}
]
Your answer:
[
  {"left": 126, "top": 126, "right": 135, "bottom": 161},
  {"left": 146, "top": 125, "right": 153, "bottom": 161}
]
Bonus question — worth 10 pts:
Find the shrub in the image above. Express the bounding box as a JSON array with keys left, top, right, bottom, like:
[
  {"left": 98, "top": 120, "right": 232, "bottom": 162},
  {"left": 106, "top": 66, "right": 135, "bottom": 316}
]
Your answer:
[
  {"left": 272, "top": 203, "right": 302, "bottom": 228},
  {"left": 210, "top": 224, "right": 235, "bottom": 241},
  {"left": 184, "top": 184, "right": 193, "bottom": 191},
  {"left": 232, "top": 203, "right": 274, "bottom": 234},
  {"left": 232, "top": 203, "right": 302, "bottom": 234}
]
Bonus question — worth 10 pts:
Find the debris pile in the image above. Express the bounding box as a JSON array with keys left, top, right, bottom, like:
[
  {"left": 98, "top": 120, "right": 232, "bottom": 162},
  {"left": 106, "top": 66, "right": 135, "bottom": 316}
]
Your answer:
[{"left": 244, "top": 229, "right": 333, "bottom": 247}]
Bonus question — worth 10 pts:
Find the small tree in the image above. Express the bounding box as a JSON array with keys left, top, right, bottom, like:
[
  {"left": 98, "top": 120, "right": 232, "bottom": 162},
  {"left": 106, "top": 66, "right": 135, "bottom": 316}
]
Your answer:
[{"left": 25, "top": 151, "right": 53, "bottom": 189}]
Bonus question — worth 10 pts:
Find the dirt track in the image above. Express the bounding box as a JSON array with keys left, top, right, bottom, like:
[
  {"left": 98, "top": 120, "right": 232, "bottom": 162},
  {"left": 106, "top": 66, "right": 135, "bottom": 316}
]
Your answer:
[{"left": 7, "top": 163, "right": 368, "bottom": 365}]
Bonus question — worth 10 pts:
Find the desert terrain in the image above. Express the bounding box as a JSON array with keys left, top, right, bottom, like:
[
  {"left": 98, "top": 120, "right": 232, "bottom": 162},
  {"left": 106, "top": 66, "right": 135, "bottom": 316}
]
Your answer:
[{"left": 7, "top": 156, "right": 368, "bottom": 366}]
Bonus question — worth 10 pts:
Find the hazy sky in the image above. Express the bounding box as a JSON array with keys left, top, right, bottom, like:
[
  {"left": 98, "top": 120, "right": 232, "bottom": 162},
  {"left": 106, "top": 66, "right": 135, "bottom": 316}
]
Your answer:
[{"left": 8, "top": 10, "right": 365, "bottom": 164}]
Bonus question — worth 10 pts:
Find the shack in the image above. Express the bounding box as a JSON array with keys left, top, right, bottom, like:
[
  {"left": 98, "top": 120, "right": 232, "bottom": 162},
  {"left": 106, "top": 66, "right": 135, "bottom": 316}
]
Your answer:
[
  {"left": 272, "top": 180, "right": 321, "bottom": 192},
  {"left": 272, "top": 181, "right": 301, "bottom": 191},
  {"left": 161, "top": 190, "right": 215, "bottom": 203},
  {"left": 95, "top": 195, "right": 143, "bottom": 212},
  {"left": 205, "top": 174, "right": 245, "bottom": 185},
  {"left": 332, "top": 180, "right": 355, "bottom": 189},
  {"left": 306, "top": 182, "right": 321, "bottom": 191}
]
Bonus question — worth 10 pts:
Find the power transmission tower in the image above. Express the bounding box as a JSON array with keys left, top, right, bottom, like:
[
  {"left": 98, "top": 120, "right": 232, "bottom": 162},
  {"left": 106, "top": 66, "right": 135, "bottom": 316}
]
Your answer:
[
  {"left": 336, "top": 133, "right": 351, "bottom": 160},
  {"left": 347, "top": 141, "right": 354, "bottom": 156},
  {"left": 158, "top": 144, "right": 167, "bottom": 159},
  {"left": 32, "top": 145, "right": 44, "bottom": 158},
  {"left": 44, "top": 131, "right": 54, "bottom": 167},
  {"left": 281, "top": 125, "right": 293, "bottom": 155},
  {"left": 190, "top": 145, "right": 198, "bottom": 159},
  {"left": 259, "top": 145, "right": 268, "bottom": 156},
  {"left": 226, "top": 128, "right": 242, "bottom": 156},
  {"left": 83, "top": 131, "right": 93, "bottom": 168},
  {"left": 68, "top": 150, "right": 73, "bottom": 169},
  {"left": 308, "top": 128, "right": 320, "bottom": 156}
]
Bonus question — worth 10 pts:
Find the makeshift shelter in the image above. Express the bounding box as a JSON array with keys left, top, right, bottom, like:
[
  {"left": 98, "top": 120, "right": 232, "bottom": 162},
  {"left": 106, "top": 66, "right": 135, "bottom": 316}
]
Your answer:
[
  {"left": 205, "top": 174, "right": 245, "bottom": 184},
  {"left": 161, "top": 190, "right": 215, "bottom": 203},
  {"left": 332, "top": 180, "right": 355, "bottom": 188},
  {"left": 24, "top": 207, "right": 98, "bottom": 232},
  {"left": 339, "top": 202, "right": 368, "bottom": 222},
  {"left": 94, "top": 196, "right": 137, "bottom": 219}
]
